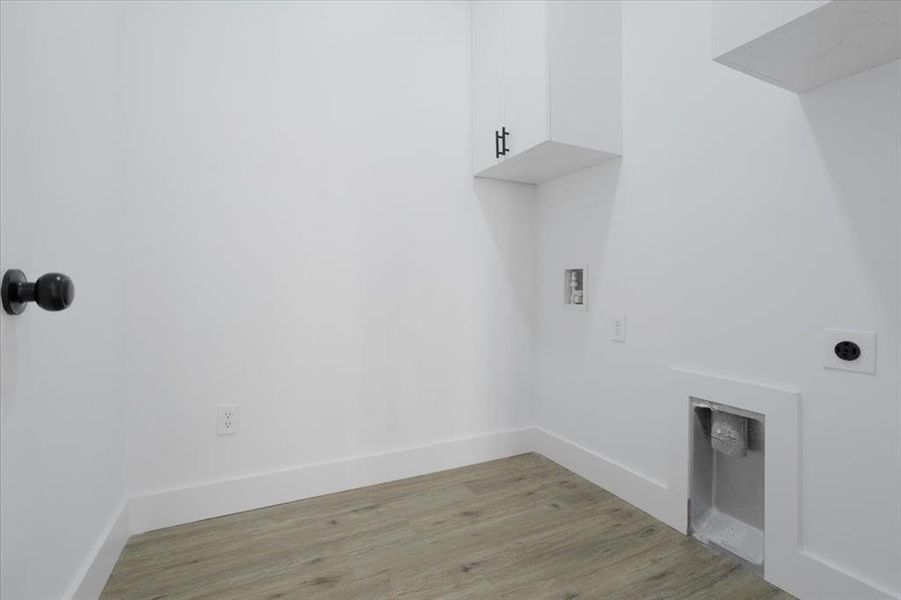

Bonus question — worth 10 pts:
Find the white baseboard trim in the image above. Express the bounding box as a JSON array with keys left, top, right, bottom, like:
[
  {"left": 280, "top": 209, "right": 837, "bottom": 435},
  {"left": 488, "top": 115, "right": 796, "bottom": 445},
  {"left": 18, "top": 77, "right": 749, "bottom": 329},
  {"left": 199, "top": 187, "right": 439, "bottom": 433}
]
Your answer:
[
  {"left": 65, "top": 499, "right": 130, "bottom": 600},
  {"left": 529, "top": 427, "right": 682, "bottom": 531},
  {"left": 128, "top": 427, "right": 535, "bottom": 534},
  {"left": 784, "top": 550, "right": 900, "bottom": 600},
  {"left": 73, "top": 425, "right": 897, "bottom": 600}
]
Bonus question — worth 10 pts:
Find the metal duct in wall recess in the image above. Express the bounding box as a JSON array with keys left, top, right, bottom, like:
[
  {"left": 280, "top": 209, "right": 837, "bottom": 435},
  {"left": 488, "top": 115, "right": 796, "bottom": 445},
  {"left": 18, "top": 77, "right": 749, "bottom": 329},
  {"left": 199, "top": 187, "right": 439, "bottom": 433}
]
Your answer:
[
  {"left": 711, "top": 411, "right": 748, "bottom": 457},
  {"left": 690, "top": 399, "right": 765, "bottom": 573}
]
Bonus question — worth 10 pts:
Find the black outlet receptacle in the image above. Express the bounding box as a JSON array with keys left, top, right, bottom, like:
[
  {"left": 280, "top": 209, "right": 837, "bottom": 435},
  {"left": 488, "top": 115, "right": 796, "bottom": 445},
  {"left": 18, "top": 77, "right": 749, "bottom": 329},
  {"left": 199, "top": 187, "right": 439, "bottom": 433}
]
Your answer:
[{"left": 834, "top": 340, "right": 861, "bottom": 361}]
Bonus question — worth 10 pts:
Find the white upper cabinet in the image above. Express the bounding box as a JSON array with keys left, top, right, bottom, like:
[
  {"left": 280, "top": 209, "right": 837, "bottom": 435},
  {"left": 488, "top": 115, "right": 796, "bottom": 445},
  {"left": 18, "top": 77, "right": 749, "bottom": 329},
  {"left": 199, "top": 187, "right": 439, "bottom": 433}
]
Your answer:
[
  {"left": 472, "top": 2, "right": 506, "bottom": 174},
  {"left": 712, "top": 1, "right": 901, "bottom": 93},
  {"left": 501, "top": 1, "right": 549, "bottom": 162},
  {"left": 472, "top": 1, "right": 622, "bottom": 185}
]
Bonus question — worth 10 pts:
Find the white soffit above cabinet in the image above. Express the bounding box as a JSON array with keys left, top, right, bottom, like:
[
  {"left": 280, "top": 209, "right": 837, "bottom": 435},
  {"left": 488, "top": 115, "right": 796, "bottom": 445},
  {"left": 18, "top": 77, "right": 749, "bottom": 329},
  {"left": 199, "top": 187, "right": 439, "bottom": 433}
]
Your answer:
[
  {"left": 713, "top": 0, "right": 901, "bottom": 93},
  {"left": 472, "top": 1, "right": 622, "bottom": 185}
]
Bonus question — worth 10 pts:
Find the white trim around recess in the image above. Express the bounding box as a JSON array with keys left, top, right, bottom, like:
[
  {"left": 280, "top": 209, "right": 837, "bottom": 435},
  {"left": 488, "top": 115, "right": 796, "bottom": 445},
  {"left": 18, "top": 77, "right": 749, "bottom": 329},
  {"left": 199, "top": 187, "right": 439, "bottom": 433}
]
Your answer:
[{"left": 667, "top": 368, "right": 896, "bottom": 600}]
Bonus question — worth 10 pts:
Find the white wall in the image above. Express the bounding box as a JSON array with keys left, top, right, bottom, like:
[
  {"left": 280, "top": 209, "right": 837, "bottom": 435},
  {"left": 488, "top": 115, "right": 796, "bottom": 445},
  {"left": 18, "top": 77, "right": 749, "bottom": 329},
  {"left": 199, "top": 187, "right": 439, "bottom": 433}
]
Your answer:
[
  {"left": 117, "top": 1, "right": 536, "bottom": 498},
  {"left": 536, "top": 1, "right": 900, "bottom": 597},
  {"left": 0, "top": 2, "right": 126, "bottom": 598}
]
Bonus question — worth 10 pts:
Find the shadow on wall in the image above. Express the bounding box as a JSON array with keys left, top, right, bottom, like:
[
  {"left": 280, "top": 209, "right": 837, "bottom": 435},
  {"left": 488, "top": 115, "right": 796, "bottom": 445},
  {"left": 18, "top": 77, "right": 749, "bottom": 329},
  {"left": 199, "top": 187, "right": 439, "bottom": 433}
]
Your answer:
[
  {"left": 535, "top": 158, "right": 622, "bottom": 337},
  {"left": 562, "top": 160, "right": 622, "bottom": 301},
  {"left": 530, "top": 156, "right": 626, "bottom": 462},
  {"left": 473, "top": 177, "right": 536, "bottom": 294},
  {"left": 472, "top": 177, "right": 538, "bottom": 427},
  {"left": 799, "top": 60, "right": 901, "bottom": 318},
  {"left": 798, "top": 59, "right": 901, "bottom": 595}
]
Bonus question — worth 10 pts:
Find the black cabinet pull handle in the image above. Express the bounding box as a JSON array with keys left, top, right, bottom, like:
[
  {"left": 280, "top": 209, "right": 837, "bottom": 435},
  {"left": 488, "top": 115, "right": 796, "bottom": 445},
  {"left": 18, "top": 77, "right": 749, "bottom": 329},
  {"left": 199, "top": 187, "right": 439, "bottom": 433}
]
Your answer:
[
  {"left": 1, "top": 269, "right": 75, "bottom": 315},
  {"left": 495, "top": 129, "right": 502, "bottom": 159},
  {"left": 501, "top": 126, "right": 510, "bottom": 155}
]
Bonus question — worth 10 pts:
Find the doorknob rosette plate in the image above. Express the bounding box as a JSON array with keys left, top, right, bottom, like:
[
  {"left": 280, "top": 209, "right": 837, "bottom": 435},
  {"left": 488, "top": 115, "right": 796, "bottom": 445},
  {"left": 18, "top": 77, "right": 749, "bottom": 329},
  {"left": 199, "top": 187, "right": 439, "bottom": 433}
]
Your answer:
[{"left": 1, "top": 269, "right": 27, "bottom": 315}]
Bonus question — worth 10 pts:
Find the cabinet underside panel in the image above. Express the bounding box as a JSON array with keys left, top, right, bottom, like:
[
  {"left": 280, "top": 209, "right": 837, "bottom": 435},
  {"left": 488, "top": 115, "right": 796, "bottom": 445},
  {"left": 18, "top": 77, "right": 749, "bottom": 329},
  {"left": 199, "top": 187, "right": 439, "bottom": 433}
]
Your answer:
[{"left": 474, "top": 140, "right": 619, "bottom": 184}]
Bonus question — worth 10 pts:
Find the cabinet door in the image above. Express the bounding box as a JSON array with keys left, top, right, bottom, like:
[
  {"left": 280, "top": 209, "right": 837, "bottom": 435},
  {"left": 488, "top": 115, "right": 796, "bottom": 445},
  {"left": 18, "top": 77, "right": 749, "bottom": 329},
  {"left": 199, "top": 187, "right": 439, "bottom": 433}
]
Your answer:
[
  {"left": 502, "top": 1, "right": 548, "bottom": 158},
  {"left": 547, "top": 0, "right": 621, "bottom": 153},
  {"left": 472, "top": 1, "right": 506, "bottom": 174}
]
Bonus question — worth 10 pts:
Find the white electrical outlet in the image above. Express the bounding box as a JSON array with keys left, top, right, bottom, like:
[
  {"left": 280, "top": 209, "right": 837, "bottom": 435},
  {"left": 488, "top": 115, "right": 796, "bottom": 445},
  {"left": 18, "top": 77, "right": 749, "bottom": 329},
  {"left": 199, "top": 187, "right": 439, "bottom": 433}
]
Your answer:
[
  {"left": 217, "top": 405, "right": 240, "bottom": 435},
  {"left": 823, "top": 329, "right": 876, "bottom": 374},
  {"left": 608, "top": 312, "right": 626, "bottom": 342}
]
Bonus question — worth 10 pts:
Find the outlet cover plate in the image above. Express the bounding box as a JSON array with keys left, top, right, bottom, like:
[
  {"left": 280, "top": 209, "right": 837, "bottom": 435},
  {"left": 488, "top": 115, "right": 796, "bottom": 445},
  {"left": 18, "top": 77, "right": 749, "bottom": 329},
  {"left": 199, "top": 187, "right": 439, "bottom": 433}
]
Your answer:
[
  {"left": 217, "top": 404, "right": 240, "bottom": 435},
  {"left": 608, "top": 312, "right": 626, "bottom": 342},
  {"left": 823, "top": 329, "right": 875, "bottom": 374}
]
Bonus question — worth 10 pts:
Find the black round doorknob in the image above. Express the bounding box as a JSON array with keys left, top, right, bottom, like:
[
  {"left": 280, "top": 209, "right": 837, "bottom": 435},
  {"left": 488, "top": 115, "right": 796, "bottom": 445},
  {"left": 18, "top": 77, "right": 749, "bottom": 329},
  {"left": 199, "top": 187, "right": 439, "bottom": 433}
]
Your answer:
[{"left": 1, "top": 269, "right": 75, "bottom": 315}]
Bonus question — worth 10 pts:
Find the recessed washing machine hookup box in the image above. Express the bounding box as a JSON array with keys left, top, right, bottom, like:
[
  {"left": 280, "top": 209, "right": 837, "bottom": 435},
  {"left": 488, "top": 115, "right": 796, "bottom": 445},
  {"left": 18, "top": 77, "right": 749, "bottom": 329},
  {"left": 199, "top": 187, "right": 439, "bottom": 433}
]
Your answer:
[{"left": 690, "top": 398, "right": 765, "bottom": 573}]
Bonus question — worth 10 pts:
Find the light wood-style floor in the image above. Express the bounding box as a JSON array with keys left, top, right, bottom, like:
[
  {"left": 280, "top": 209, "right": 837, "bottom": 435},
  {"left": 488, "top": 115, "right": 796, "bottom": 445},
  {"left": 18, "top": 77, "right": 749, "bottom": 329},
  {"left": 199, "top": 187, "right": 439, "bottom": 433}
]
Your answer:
[{"left": 102, "top": 454, "right": 794, "bottom": 599}]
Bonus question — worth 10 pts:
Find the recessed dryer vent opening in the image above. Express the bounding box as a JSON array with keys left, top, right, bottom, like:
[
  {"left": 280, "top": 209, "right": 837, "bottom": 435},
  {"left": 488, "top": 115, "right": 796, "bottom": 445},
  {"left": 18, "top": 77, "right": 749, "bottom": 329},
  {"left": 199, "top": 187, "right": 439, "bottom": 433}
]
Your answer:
[{"left": 690, "top": 399, "right": 765, "bottom": 573}]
